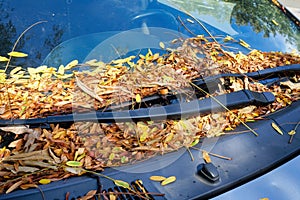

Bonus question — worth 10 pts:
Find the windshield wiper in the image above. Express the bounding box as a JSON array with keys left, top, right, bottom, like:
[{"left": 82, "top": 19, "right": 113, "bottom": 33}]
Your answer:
[{"left": 0, "top": 89, "right": 274, "bottom": 127}]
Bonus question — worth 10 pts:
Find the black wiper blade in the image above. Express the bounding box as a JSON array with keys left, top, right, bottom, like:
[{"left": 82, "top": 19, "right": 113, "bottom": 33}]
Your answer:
[
  {"left": 105, "top": 64, "right": 300, "bottom": 111},
  {"left": 0, "top": 90, "right": 274, "bottom": 126},
  {"left": 193, "top": 64, "right": 300, "bottom": 88}
]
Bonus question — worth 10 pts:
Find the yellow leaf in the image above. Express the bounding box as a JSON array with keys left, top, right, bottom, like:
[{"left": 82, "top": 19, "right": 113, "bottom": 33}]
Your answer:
[
  {"left": 187, "top": 18, "right": 194, "bottom": 23},
  {"left": 9, "top": 67, "right": 23, "bottom": 76},
  {"left": 202, "top": 150, "right": 211, "bottom": 163},
  {"left": 164, "top": 132, "right": 174, "bottom": 143},
  {"left": 35, "top": 65, "right": 48, "bottom": 73},
  {"left": 66, "top": 160, "right": 83, "bottom": 167},
  {"left": 288, "top": 130, "right": 296, "bottom": 135},
  {"left": 149, "top": 176, "right": 166, "bottom": 182},
  {"left": 57, "top": 64, "right": 65, "bottom": 75},
  {"left": 65, "top": 59, "right": 78, "bottom": 70},
  {"left": 159, "top": 42, "right": 165, "bottom": 49},
  {"left": 8, "top": 51, "right": 28, "bottom": 58},
  {"left": 161, "top": 176, "right": 176, "bottom": 186},
  {"left": 0, "top": 56, "right": 9, "bottom": 62},
  {"left": 239, "top": 39, "right": 251, "bottom": 49},
  {"left": 135, "top": 94, "right": 141, "bottom": 103},
  {"left": 272, "top": 19, "right": 279, "bottom": 26},
  {"left": 271, "top": 122, "right": 283, "bottom": 135},
  {"left": 39, "top": 179, "right": 51, "bottom": 185},
  {"left": 223, "top": 35, "right": 234, "bottom": 42}
]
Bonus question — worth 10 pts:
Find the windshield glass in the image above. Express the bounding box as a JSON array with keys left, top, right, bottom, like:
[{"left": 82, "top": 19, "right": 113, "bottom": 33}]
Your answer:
[{"left": 0, "top": 0, "right": 299, "bottom": 69}]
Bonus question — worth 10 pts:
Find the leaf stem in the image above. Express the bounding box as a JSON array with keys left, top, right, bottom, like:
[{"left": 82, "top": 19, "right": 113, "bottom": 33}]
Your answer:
[
  {"left": 190, "top": 82, "right": 259, "bottom": 136},
  {"left": 4, "top": 20, "right": 47, "bottom": 72}
]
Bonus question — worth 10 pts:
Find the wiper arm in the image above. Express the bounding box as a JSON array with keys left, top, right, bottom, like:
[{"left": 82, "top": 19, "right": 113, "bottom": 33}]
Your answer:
[{"left": 0, "top": 90, "right": 274, "bottom": 126}]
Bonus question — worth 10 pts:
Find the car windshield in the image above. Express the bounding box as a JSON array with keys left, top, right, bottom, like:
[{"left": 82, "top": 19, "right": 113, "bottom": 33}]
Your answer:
[
  {"left": 0, "top": 0, "right": 299, "bottom": 68},
  {"left": 0, "top": 0, "right": 299, "bottom": 199}
]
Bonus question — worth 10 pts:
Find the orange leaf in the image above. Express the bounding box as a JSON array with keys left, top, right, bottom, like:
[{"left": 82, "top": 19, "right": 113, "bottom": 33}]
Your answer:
[{"left": 202, "top": 150, "right": 211, "bottom": 163}]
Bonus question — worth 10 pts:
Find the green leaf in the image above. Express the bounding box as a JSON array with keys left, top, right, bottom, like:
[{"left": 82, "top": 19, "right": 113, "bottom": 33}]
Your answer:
[
  {"left": 114, "top": 179, "right": 130, "bottom": 189},
  {"left": 8, "top": 51, "right": 28, "bottom": 58},
  {"left": 66, "top": 160, "right": 83, "bottom": 167}
]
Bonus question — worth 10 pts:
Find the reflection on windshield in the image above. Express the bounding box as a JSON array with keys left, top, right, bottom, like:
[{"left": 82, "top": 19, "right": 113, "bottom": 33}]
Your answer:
[
  {"left": 0, "top": 0, "right": 299, "bottom": 70},
  {"left": 159, "top": 0, "right": 238, "bottom": 35},
  {"left": 159, "top": 0, "right": 300, "bottom": 52}
]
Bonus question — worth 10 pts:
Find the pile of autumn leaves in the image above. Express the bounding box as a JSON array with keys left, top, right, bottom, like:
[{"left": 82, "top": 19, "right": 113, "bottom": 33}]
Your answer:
[{"left": 0, "top": 35, "right": 300, "bottom": 194}]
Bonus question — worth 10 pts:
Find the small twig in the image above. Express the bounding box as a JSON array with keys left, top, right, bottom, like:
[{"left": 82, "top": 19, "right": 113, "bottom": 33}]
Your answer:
[
  {"left": 288, "top": 120, "right": 300, "bottom": 144},
  {"left": 177, "top": 16, "right": 197, "bottom": 36},
  {"left": 185, "top": 146, "right": 195, "bottom": 161},
  {"left": 5, "top": 20, "right": 47, "bottom": 72},
  {"left": 190, "top": 147, "right": 232, "bottom": 160},
  {"left": 190, "top": 82, "right": 259, "bottom": 136}
]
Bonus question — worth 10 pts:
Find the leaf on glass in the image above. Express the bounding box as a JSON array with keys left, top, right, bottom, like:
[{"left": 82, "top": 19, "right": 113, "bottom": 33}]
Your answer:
[
  {"left": 66, "top": 160, "right": 83, "bottom": 167},
  {"left": 10, "top": 67, "right": 23, "bottom": 76},
  {"left": 271, "top": 122, "right": 283, "bottom": 135},
  {"left": 272, "top": 20, "right": 279, "bottom": 26},
  {"left": 8, "top": 51, "right": 28, "bottom": 58},
  {"left": 161, "top": 176, "right": 176, "bottom": 186},
  {"left": 57, "top": 65, "right": 65, "bottom": 75},
  {"left": 114, "top": 179, "right": 130, "bottom": 189},
  {"left": 65, "top": 59, "right": 79, "bottom": 70},
  {"left": 75, "top": 76, "right": 103, "bottom": 102},
  {"left": 239, "top": 39, "right": 251, "bottom": 49},
  {"left": 159, "top": 42, "right": 165, "bottom": 49},
  {"left": 223, "top": 35, "right": 234, "bottom": 42},
  {"left": 39, "top": 179, "right": 51, "bottom": 185},
  {"left": 0, "top": 56, "right": 9, "bottom": 62}
]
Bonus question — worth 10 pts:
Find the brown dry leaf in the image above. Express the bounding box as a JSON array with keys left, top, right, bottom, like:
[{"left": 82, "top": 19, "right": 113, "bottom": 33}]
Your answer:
[
  {"left": 280, "top": 80, "right": 300, "bottom": 90},
  {"left": 20, "top": 184, "right": 38, "bottom": 190},
  {"left": 6, "top": 180, "right": 24, "bottom": 194},
  {"left": 8, "top": 139, "right": 23, "bottom": 149},
  {"left": 79, "top": 190, "right": 97, "bottom": 200},
  {"left": 202, "top": 150, "right": 211, "bottom": 163},
  {"left": 0, "top": 126, "right": 33, "bottom": 135},
  {"left": 2, "top": 149, "right": 52, "bottom": 161}
]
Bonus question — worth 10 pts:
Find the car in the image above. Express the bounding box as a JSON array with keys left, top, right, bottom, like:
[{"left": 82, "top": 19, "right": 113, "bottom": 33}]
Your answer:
[{"left": 0, "top": 0, "right": 299, "bottom": 199}]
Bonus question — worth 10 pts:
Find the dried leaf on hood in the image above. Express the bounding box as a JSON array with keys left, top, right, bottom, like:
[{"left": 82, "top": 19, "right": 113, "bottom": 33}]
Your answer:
[{"left": 0, "top": 126, "right": 33, "bottom": 135}]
